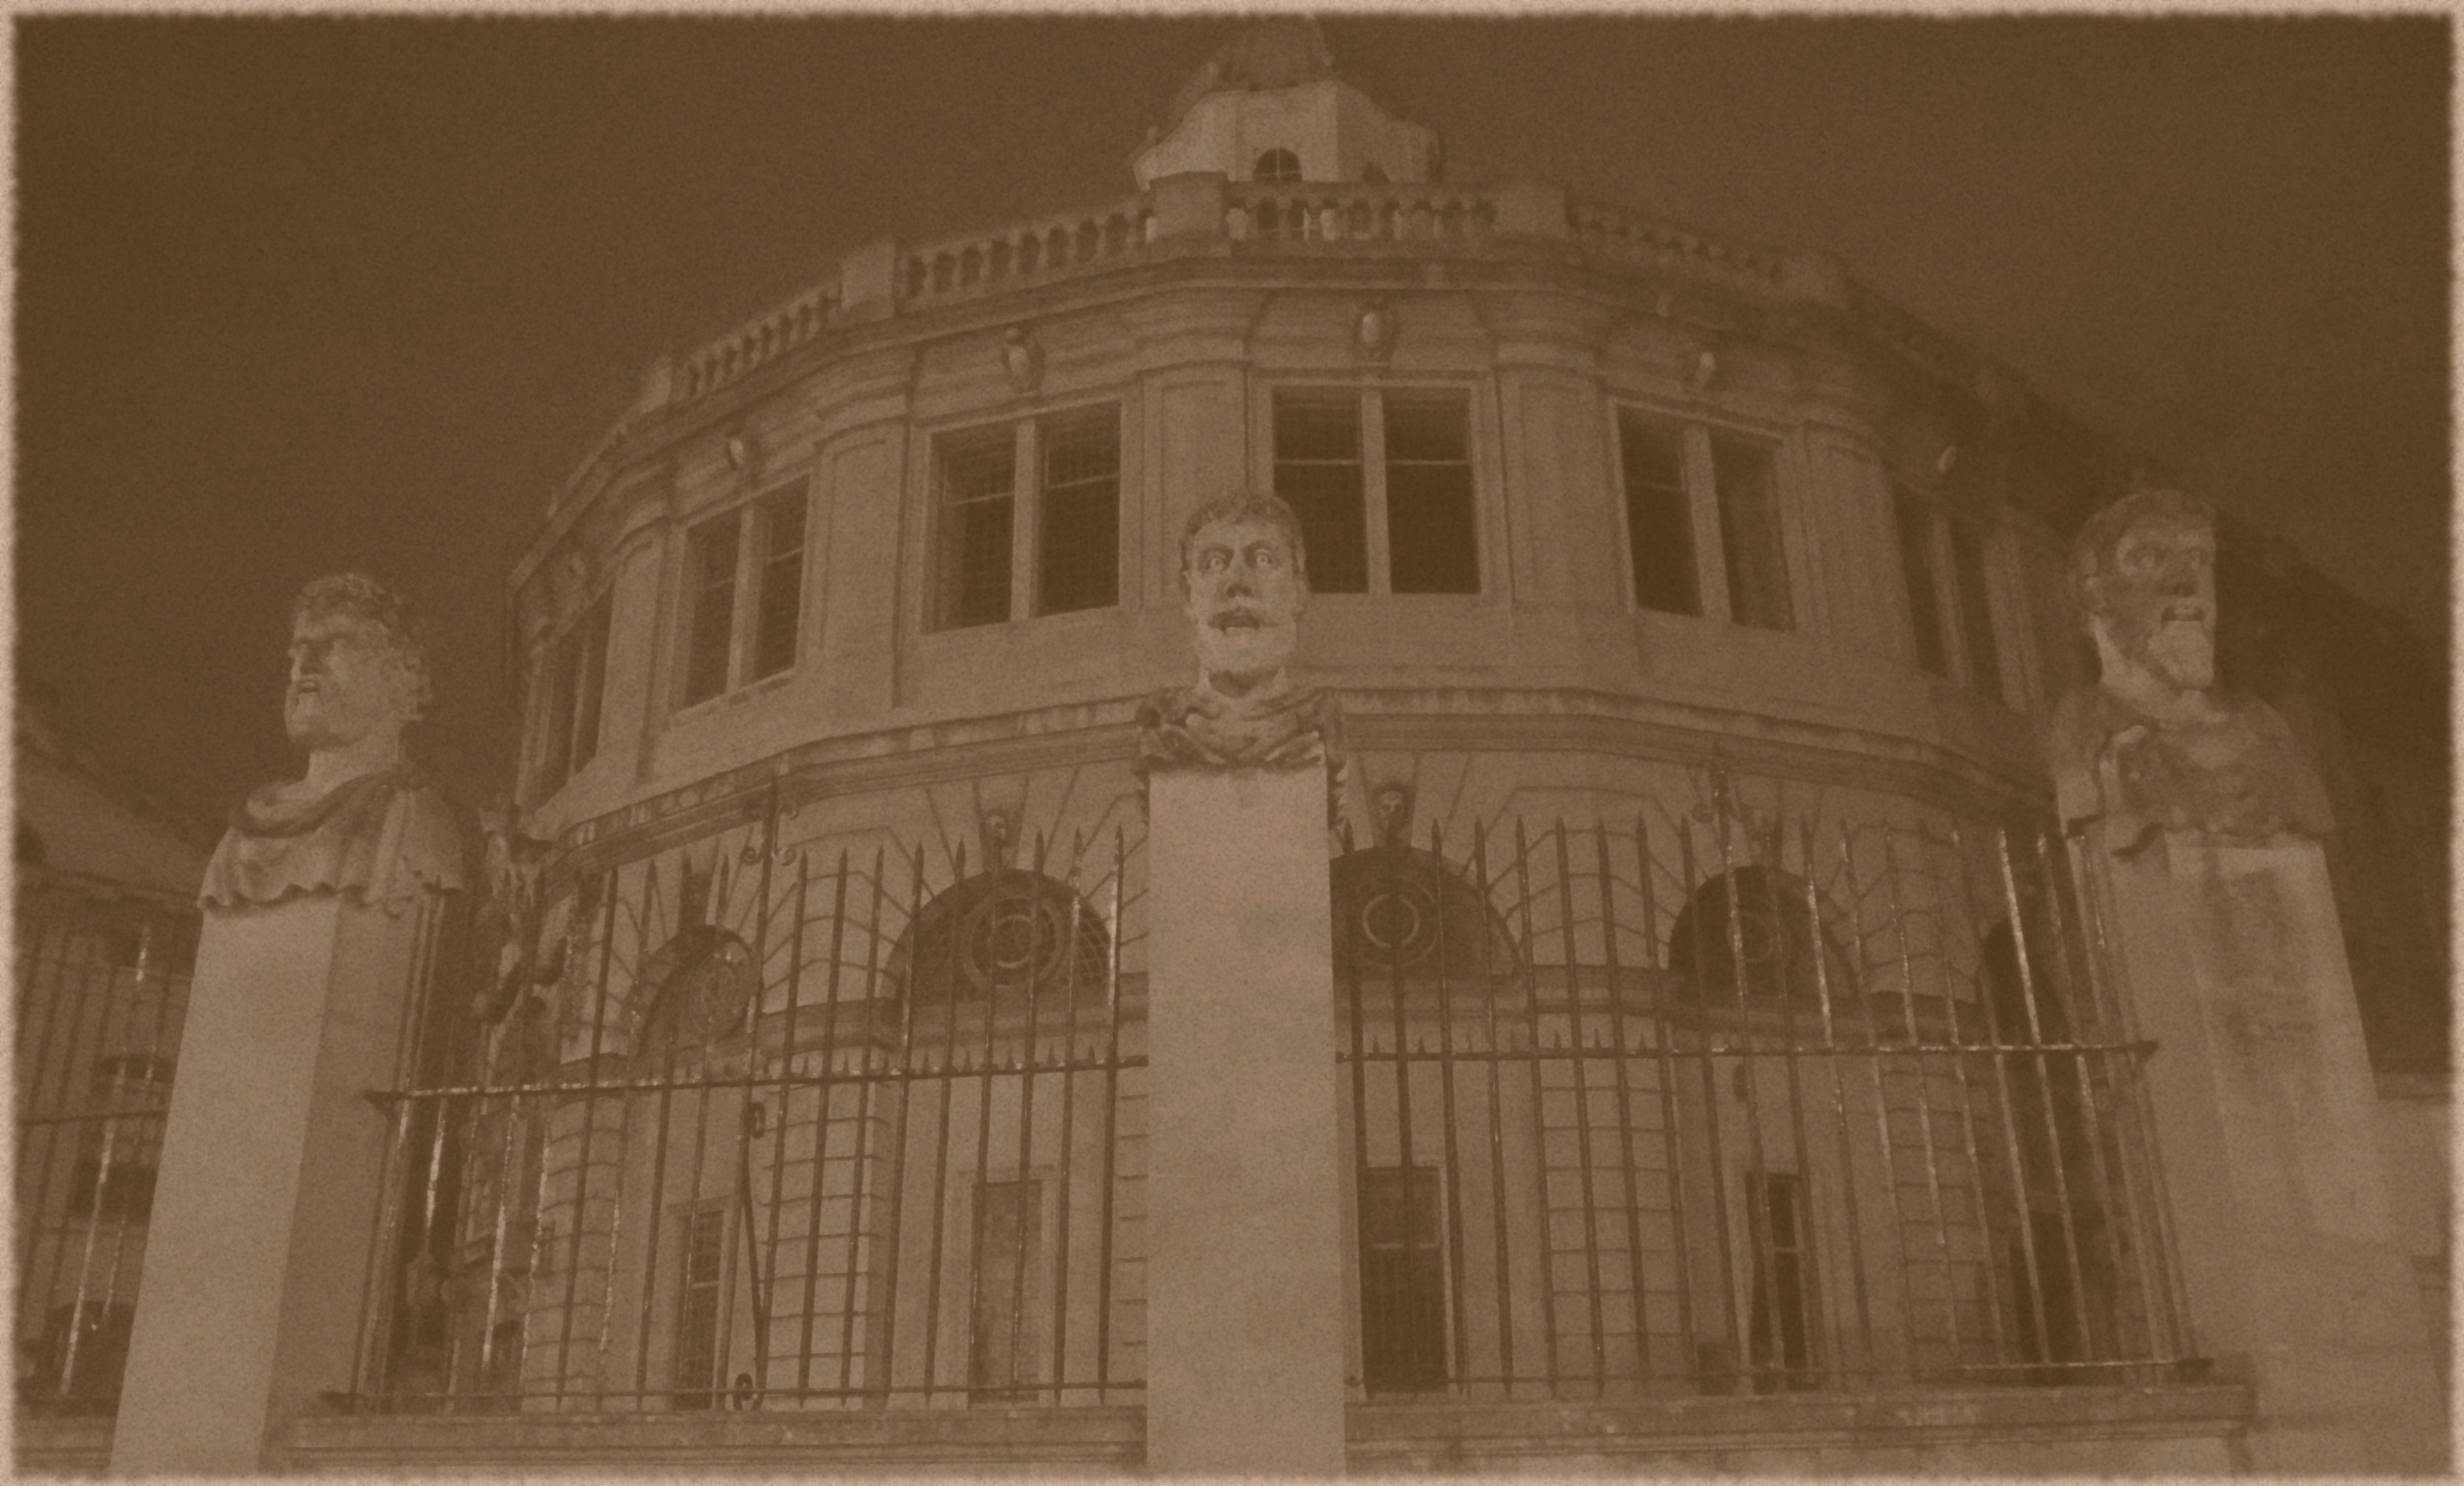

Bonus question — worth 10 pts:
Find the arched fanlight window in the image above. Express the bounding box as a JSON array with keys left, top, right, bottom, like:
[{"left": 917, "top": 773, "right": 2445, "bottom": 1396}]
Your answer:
[
  {"left": 1253, "top": 147, "right": 1302, "bottom": 184},
  {"left": 1332, "top": 846, "right": 1519, "bottom": 980},
  {"left": 890, "top": 870, "right": 1110, "bottom": 1008},
  {"left": 1667, "top": 866, "right": 1857, "bottom": 1003},
  {"left": 634, "top": 926, "right": 759, "bottom": 1061}
]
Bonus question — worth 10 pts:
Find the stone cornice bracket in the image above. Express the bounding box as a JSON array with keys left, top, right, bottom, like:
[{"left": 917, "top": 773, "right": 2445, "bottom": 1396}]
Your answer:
[{"left": 1352, "top": 297, "right": 1397, "bottom": 362}]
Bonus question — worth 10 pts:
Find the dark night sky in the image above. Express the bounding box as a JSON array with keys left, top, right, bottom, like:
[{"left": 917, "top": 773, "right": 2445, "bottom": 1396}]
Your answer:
[{"left": 15, "top": 14, "right": 2451, "bottom": 826}]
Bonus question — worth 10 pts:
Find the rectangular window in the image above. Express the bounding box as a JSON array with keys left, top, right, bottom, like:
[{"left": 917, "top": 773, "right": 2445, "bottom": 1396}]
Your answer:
[
  {"left": 1272, "top": 390, "right": 1369, "bottom": 594},
  {"left": 681, "top": 512, "right": 741, "bottom": 706},
  {"left": 672, "top": 1206, "right": 727, "bottom": 1410},
  {"left": 749, "top": 485, "right": 807, "bottom": 681},
  {"left": 1947, "top": 519, "right": 2004, "bottom": 702},
  {"left": 938, "top": 427, "right": 1016, "bottom": 630},
  {"left": 969, "top": 1178, "right": 1043, "bottom": 1399},
  {"left": 536, "top": 595, "right": 610, "bottom": 798},
  {"left": 1745, "top": 1171, "right": 1815, "bottom": 1392},
  {"left": 934, "top": 408, "right": 1121, "bottom": 629},
  {"left": 1271, "top": 387, "right": 1480, "bottom": 596},
  {"left": 1617, "top": 412, "right": 1700, "bottom": 616},
  {"left": 1712, "top": 435, "right": 1792, "bottom": 630},
  {"left": 1358, "top": 1165, "right": 1447, "bottom": 1393},
  {"left": 1892, "top": 485, "right": 1951, "bottom": 676},
  {"left": 1037, "top": 411, "right": 1121, "bottom": 615},
  {"left": 1383, "top": 391, "right": 1478, "bottom": 594}
]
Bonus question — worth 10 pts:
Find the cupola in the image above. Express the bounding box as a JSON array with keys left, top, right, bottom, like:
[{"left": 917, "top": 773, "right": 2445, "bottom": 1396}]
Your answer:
[{"left": 1130, "top": 18, "right": 1441, "bottom": 188}]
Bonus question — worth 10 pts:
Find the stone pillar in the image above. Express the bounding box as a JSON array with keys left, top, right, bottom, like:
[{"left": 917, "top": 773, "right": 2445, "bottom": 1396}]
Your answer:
[
  {"left": 109, "top": 887, "right": 451, "bottom": 1473},
  {"left": 1144, "top": 765, "right": 1347, "bottom": 1475},
  {"left": 2080, "top": 827, "right": 2446, "bottom": 1472}
]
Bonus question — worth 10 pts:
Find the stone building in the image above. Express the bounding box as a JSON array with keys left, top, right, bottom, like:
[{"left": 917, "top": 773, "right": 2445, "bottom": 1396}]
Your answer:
[{"left": 21, "top": 20, "right": 2446, "bottom": 1476}]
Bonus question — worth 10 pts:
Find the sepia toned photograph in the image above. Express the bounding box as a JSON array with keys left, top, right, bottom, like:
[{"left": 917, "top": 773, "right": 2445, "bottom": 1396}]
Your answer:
[{"left": 12, "top": 12, "right": 2450, "bottom": 1476}]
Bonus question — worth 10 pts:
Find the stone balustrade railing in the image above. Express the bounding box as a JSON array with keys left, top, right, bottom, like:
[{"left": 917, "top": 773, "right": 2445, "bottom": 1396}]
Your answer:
[
  {"left": 898, "top": 193, "right": 1156, "bottom": 307},
  {"left": 1221, "top": 182, "right": 1501, "bottom": 243},
  {"left": 674, "top": 281, "right": 844, "bottom": 405},
  {"left": 569, "top": 172, "right": 1984, "bottom": 517}
]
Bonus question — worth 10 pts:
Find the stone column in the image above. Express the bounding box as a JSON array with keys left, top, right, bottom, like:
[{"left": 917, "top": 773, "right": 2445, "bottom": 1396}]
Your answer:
[
  {"left": 109, "top": 886, "right": 453, "bottom": 1472},
  {"left": 2079, "top": 828, "right": 2445, "bottom": 1472},
  {"left": 1144, "top": 764, "right": 1347, "bottom": 1475}
]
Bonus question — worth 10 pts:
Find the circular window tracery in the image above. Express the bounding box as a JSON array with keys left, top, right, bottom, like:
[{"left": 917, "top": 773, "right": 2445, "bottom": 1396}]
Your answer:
[
  {"left": 893, "top": 870, "right": 1110, "bottom": 1007},
  {"left": 634, "top": 926, "right": 759, "bottom": 1057},
  {"left": 1667, "top": 867, "right": 1857, "bottom": 1003},
  {"left": 1333, "top": 847, "right": 1519, "bottom": 979}
]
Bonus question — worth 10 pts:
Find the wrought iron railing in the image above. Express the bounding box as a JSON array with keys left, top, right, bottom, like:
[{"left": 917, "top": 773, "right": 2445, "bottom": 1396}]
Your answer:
[
  {"left": 1334, "top": 811, "right": 2190, "bottom": 1401},
  {"left": 13, "top": 915, "right": 192, "bottom": 1420},
  {"left": 350, "top": 815, "right": 1148, "bottom": 1413}
]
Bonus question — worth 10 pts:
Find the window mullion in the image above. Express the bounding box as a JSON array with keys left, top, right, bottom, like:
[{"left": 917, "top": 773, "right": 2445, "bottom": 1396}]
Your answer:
[
  {"left": 1010, "top": 420, "right": 1038, "bottom": 622},
  {"left": 1929, "top": 511, "right": 1968, "bottom": 684},
  {"left": 730, "top": 507, "right": 760, "bottom": 689},
  {"left": 1363, "top": 390, "right": 1393, "bottom": 596},
  {"left": 1684, "top": 427, "right": 1733, "bottom": 622}
]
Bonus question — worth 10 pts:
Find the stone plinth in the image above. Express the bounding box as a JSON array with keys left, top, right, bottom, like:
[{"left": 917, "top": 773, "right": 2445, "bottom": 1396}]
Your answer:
[
  {"left": 2079, "top": 828, "right": 2446, "bottom": 1472},
  {"left": 109, "top": 889, "right": 447, "bottom": 1475},
  {"left": 1144, "top": 765, "right": 1347, "bottom": 1476}
]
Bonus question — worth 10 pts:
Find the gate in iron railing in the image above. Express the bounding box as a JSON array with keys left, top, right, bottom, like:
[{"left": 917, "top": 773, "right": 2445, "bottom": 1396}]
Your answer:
[
  {"left": 13, "top": 911, "right": 192, "bottom": 1420},
  {"left": 351, "top": 813, "right": 1147, "bottom": 1414},
  {"left": 1334, "top": 810, "right": 2193, "bottom": 1400}
]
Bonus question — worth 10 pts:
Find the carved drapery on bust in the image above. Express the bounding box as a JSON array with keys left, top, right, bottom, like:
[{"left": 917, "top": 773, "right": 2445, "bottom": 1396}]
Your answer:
[
  {"left": 198, "top": 573, "right": 465, "bottom": 912},
  {"left": 2047, "top": 487, "right": 2332, "bottom": 853},
  {"left": 1137, "top": 492, "right": 1344, "bottom": 778}
]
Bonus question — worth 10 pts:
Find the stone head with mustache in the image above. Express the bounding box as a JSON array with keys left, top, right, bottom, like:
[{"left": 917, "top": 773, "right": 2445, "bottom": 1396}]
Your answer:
[{"left": 2050, "top": 486, "right": 2331, "bottom": 849}]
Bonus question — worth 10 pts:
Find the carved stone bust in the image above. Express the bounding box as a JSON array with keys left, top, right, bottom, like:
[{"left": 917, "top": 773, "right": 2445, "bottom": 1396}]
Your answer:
[
  {"left": 200, "top": 574, "right": 464, "bottom": 912},
  {"left": 1137, "top": 492, "right": 1342, "bottom": 772},
  {"left": 2048, "top": 487, "right": 2332, "bottom": 852}
]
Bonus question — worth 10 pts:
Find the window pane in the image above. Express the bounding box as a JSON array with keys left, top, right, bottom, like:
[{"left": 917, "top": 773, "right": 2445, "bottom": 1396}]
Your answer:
[
  {"left": 1893, "top": 487, "right": 1950, "bottom": 676},
  {"left": 1617, "top": 411, "right": 1699, "bottom": 616},
  {"left": 1948, "top": 520, "right": 2004, "bottom": 701},
  {"left": 751, "top": 484, "right": 806, "bottom": 680},
  {"left": 1384, "top": 392, "right": 1477, "bottom": 594},
  {"left": 1273, "top": 391, "right": 1367, "bottom": 593},
  {"left": 1037, "top": 411, "right": 1120, "bottom": 615},
  {"left": 1712, "top": 435, "right": 1792, "bottom": 631},
  {"left": 572, "top": 596, "right": 610, "bottom": 773},
  {"left": 681, "top": 513, "right": 740, "bottom": 705},
  {"left": 538, "top": 628, "right": 579, "bottom": 797},
  {"left": 672, "top": 1207, "right": 726, "bottom": 1409},
  {"left": 939, "top": 429, "right": 1015, "bottom": 628},
  {"left": 970, "top": 1179, "right": 1043, "bottom": 1397},
  {"left": 1359, "top": 1167, "right": 1445, "bottom": 1392}
]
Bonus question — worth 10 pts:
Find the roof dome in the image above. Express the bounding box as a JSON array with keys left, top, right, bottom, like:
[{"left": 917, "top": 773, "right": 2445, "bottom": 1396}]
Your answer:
[{"left": 1162, "top": 18, "right": 1339, "bottom": 129}]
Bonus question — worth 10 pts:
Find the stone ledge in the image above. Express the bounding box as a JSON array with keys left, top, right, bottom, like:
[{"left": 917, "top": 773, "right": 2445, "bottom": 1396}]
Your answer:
[
  {"left": 1349, "top": 1385, "right": 2254, "bottom": 1472},
  {"left": 281, "top": 1404, "right": 1145, "bottom": 1476},
  {"left": 13, "top": 1416, "right": 115, "bottom": 1478}
]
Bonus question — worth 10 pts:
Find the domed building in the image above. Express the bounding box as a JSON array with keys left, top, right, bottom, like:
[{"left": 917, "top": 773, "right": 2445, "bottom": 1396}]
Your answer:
[{"left": 284, "top": 21, "right": 2441, "bottom": 1475}]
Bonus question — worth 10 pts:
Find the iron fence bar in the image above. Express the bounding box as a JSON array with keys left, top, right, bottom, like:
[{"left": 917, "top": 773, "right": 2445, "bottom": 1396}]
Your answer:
[
  {"left": 1003, "top": 830, "right": 1053, "bottom": 1402},
  {"left": 793, "top": 846, "right": 853, "bottom": 1396},
  {"left": 1046, "top": 832, "right": 1086, "bottom": 1403},
  {"left": 86, "top": 930, "right": 186, "bottom": 1405},
  {"left": 1591, "top": 820, "right": 1655, "bottom": 1386},
  {"left": 1385, "top": 824, "right": 1430, "bottom": 1392},
  {"left": 554, "top": 871, "right": 622, "bottom": 1407},
  {"left": 1340, "top": 823, "right": 1374, "bottom": 1395},
  {"left": 1942, "top": 823, "right": 2048, "bottom": 1369},
  {"left": 870, "top": 844, "right": 929, "bottom": 1402},
  {"left": 1878, "top": 826, "right": 1969, "bottom": 1373},
  {"left": 23, "top": 951, "right": 116, "bottom": 1382},
  {"left": 1092, "top": 825, "right": 1126, "bottom": 1403},
  {"left": 1471, "top": 822, "right": 1520, "bottom": 1394},
  {"left": 474, "top": 1084, "right": 524, "bottom": 1391},
  {"left": 1553, "top": 819, "right": 1610, "bottom": 1390},
  {"left": 832, "top": 846, "right": 888, "bottom": 1400},
  {"left": 1709, "top": 802, "right": 1785, "bottom": 1391},
  {"left": 732, "top": 807, "right": 785, "bottom": 1396},
  {"left": 55, "top": 941, "right": 155, "bottom": 1401},
  {"left": 1834, "top": 825, "right": 1924, "bottom": 1383},
  {"left": 629, "top": 869, "right": 688, "bottom": 1406},
  {"left": 1677, "top": 819, "right": 1745, "bottom": 1392},
  {"left": 1932, "top": 824, "right": 2024, "bottom": 1366},
  {"left": 756, "top": 845, "right": 811, "bottom": 1395},
  {"left": 1510, "top": 819, "right": 1564, "bottom": 1393},
  {"left": 1994, "top": 826, "right": 2099, "bottom": 1363},
  {"left": 1428, "top": 820, "right": 1472, "bottom": 1392},
  {"left": 1636, "top": 818, "right": 1699, "bottom": 1385},
  {"left": 917, "top": 839, "right": 966, "bottom": 1405},
  {"left": 1760, "top": 816, "right": 1834, "bottom": 1384},
  {"left": 1799, "top": 819, "right": 1877, "bottom": 1379}
]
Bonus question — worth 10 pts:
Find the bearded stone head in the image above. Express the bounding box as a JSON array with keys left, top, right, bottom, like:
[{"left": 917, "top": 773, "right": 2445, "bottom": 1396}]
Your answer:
[
  {"left": 2073, "top": 487, "right": 2217, "bottom": 699},
  {"left": 1178, "top": 492, "right": 1308, "bottom": 695},
  {"left": 284, "top": 573, "right": 431, "bottom": 754}
]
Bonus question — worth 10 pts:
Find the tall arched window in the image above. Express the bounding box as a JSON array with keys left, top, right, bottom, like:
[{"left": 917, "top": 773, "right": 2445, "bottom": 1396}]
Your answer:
[
  {"left": 1253, "top": 147, "right": 1302, "bottom": 183},
  {"left": 1667, "top": 866, "right": 1857, "bottom": 1004},
  {"left": 890, "top": 869, "right": 1110, "bottom": 1009}
]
